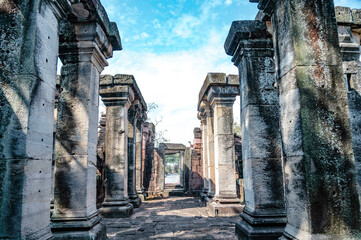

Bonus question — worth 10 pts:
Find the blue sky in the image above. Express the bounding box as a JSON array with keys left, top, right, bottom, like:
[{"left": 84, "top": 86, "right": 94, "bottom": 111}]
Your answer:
[{"left": 101, "top": 0, "right": 361, "bottom": 145}]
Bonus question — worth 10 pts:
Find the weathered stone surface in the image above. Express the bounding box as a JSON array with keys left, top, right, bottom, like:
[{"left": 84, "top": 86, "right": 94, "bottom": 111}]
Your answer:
[
  {"left": 225, "top": 19, "right": 286, "bottom": 240},
  {"left": 98, "top": 84, "right": 134, "bottom": 218},
  {"left": 337, "top": 7, "right": 361, "bottom": 215},
  {"left": 0, "top": 1, "right": 69, "bottom": 239},
  {"left": 197, "top": 73, "right": 241, "bottom": 216},
  {"left": 53, "top": 6, "right": 120, "bottom": 236},
  {"left": 248, "top": 0, "right": 361, "bottom": 238}
]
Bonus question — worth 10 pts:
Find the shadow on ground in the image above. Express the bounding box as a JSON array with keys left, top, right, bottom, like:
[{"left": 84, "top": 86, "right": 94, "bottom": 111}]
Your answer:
[{"left": 103, "top": 197, "right": 238, "bottom": 240}]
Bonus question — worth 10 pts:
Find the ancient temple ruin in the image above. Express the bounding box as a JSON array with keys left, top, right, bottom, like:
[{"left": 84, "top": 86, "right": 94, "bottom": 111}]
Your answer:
[{"left": 1, "top": 0, "right": 361, "bottom": 239}]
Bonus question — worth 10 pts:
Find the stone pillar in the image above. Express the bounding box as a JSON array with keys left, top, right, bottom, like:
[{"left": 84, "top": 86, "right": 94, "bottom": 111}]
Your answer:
[
  {"left": 199, "top": 115, "right": 209, "bottom": 201},
  {"left": 52, "top": 20, "right": 119, "bottom": 238},
  {"left": 144, "top": 123, "right": 156, "bottom": 196},
  {"left": 97, "top": 83, "right": 134, "bottom": 218},
  {"left": 250, "top": 0, "right": 361, "bottom": 238},
  {"left": 142, "top": 122, "right": 149, "bottom": 193},
  {"left": 179, "top": 151, "right": 185, "bottom": 187},
  {"left": 206, "top": 82, "right": 241, "bottom": 217},
  {"left": 190, "top": 128, "right": 204, "bottom": 195},
  {"left": 336, "top": 6, "right": 361, "bottom": 212},
  {"left": 184, "top": 147, "right": 192, "bottom": 193},
  {"left": 225, "top": 20, "right": 286, "bottom": 239},
  {"left": 205, "top": 105, "right": 216, "bottom": 198},
  {"left": 96, "top": 114, "right": 107, "bottom": 209},
  {"left": 127, "top": 106, "right": 142, "bottom": 208},
  {"left": 156, "top": 145, "right": 166, "bottom": 195},
  {"left": 0, "top": 1, "right": 70, "bottom": 238},
  {"left": 136, "top": 119, "right": 146, "bottom": 201}
]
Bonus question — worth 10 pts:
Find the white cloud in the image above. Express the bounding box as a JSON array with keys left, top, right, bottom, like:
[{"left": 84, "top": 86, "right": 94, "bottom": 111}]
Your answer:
[
  {"left": 173, "top": 15, "right": 202, "bottom": 38},
  {"left": 103, "top": 29, "right": 238, "bottom": 145},
  {"left": 133, "top": 32, "right": 149, "bottom": 40},
  {"left": 225, "top": 0, "right": 233, "bottom": 5}
]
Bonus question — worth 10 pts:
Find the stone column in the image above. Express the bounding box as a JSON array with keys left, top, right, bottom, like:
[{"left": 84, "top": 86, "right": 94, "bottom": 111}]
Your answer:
[
  {"left": 206, "top": 84, "right": 242, "bottom": 217},
  {"left": 184, "top": 147, "right": 192, "bottom": 193},
  {"left": 205, "top": 105, "right": 216, "bottom": 198},
  {"left": 199, "top": 114, "right": 209, "bottom": 201},
  {"left": 225, "top": 20, "right": 286, "bottom": 239},
  {"left": 142, "top": 122, "right": 149, "bottom": 193},
  {"left": 336, "top": 6, "right": 361, "bottom": 212},
  {"left": 190, "top": 128, "right": 204, "bottom": 195},
  {"left": 52, "top": 23, "right": 112, "bottom": 238},
  {"left": 0, "top": 1, "right": 70, "bottom": 239},
  {"left": 98, "top": 83, "right": 134, "bottom": 218},
  {"left": 156, "top": 145, "right": 166, "bottom": 195},
  {"left": 250, "top": 0, "right": 361, "bottom": 238},
  {"left": 128, "top": 106, "right": 142, "bottom": 208},
  {"left": 136, "top": 118, "right": 146, "bottom": 201},
  {"left": 179, "top": 151, "right": 185, "bottom": 187}
]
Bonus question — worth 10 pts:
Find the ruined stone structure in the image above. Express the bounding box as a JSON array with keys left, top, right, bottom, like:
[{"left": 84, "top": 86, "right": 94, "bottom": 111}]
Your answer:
[
  {"left": 98, "top": 74, "right": 147, "bottom": 217},
  {"left": 143, "top": 123, "right": 158, "bottom": 197},
  {"left": 225, "top": 1, "right": 361, "bottom": 239},
  {"left": 190, "top": 128, "right": 204, "bottom": 195},
  {"left": 0, "top": 0, "right": 121, "bottom": 239},
  {"left": 198, "top": 73, "right": 243, "bottom": 217}
]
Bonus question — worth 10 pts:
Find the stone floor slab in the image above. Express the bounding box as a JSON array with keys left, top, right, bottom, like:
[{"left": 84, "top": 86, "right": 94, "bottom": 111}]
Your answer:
[{"left": 104, "top": 196, "right": 239, "bottom": 239}]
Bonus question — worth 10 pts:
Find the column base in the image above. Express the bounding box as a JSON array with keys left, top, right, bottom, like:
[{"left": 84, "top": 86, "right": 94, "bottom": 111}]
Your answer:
[
  {"left": 51, "top": 214, "right": 106, "bottom": 240},
  {"left": 129, "top": 196, "right": 142, "bottom": 208},
  {"left": 99, "top": 201, "right": 133, "bottom": 218},
  {"left": 200, "top": 189, "right": 209, "bottom": 203},
  {"left": 206, "top": 199, "right": 243, "bottom": 217},
  {"left": 137, "top": 189, "right": 146, "bottom": 201},
  {"left": 235, "top": 208, "right": 286, "bottom": 240}
]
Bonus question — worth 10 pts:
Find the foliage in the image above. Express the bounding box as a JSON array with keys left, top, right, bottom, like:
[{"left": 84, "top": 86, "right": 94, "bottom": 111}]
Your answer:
[
  {"left": 147, "top": 102, "right": 170, "bottom": 147},
  {"left": 233, "top": 121, "right": 241, "bottom": 137},
  {"left": 165, "top": 153, "right": 180, "bottom": 164}
]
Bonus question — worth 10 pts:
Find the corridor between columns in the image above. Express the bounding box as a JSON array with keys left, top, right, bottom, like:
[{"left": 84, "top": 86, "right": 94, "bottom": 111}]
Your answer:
[{"left": 104, "top": 196, "right": 238, "bottom": 240}]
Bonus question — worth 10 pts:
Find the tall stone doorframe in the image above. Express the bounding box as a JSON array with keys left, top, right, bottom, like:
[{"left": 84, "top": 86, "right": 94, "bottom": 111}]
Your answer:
[
  {"left": 226, "top": 1, "right": 361, "bottom": 239},
  {"left": 160, "top": 143, "right": 191, "bottom": 196},
  {"left": 198, "top": 73, "right": 242, "bottom": 217},
  {"left": 0, "top": 0, "right": 121, "bottom": 239},
  {"left": 98, "top": 74, "right": 147, "bottom": 217}
]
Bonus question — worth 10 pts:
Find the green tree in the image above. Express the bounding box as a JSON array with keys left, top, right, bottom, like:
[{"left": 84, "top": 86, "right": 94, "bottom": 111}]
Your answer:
[{"left": 233, "top": 122, "right": 241, "bottom": 137}]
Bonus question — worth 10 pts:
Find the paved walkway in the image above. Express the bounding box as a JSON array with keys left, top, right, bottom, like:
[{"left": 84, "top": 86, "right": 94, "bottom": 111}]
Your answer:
[{"left": 103, "top": 197, "right": 239, "bottom": 240}]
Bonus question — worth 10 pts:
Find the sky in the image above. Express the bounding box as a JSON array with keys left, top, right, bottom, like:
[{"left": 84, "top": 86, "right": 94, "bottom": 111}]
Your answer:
[{"left": 100, "top": 0, "right": 361, "bottom": 146}]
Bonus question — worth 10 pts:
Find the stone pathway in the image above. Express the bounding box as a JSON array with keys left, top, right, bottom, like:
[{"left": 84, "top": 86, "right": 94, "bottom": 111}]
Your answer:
[{"left": 103, "top": 197, "right": 239, "bottom": 239}]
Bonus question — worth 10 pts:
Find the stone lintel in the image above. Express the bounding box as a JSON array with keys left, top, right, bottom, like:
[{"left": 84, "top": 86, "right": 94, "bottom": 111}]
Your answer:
[
  {"left": 198, "top": 73, "right": 239, "bottom": 111},
  {"left": 159, "top": 143, "right": 186, "bottom": 152},
  {"left": 59, "top": 22, "right": 109, "bottom": 71},
  {"left": 99, "top": 85, "right": 134, "bottom": 107},
  {"left": 207, "top": 85, "right": 239, "bottom": 108},
  {"left": 224, "top": 20, "right": 272, "bottom": 57},
  {"left": 100, "top": 74, "right": 147, "bottom": 111},
  {"left": 69, "top": 0, "right": 122, "bottom": 52}
]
